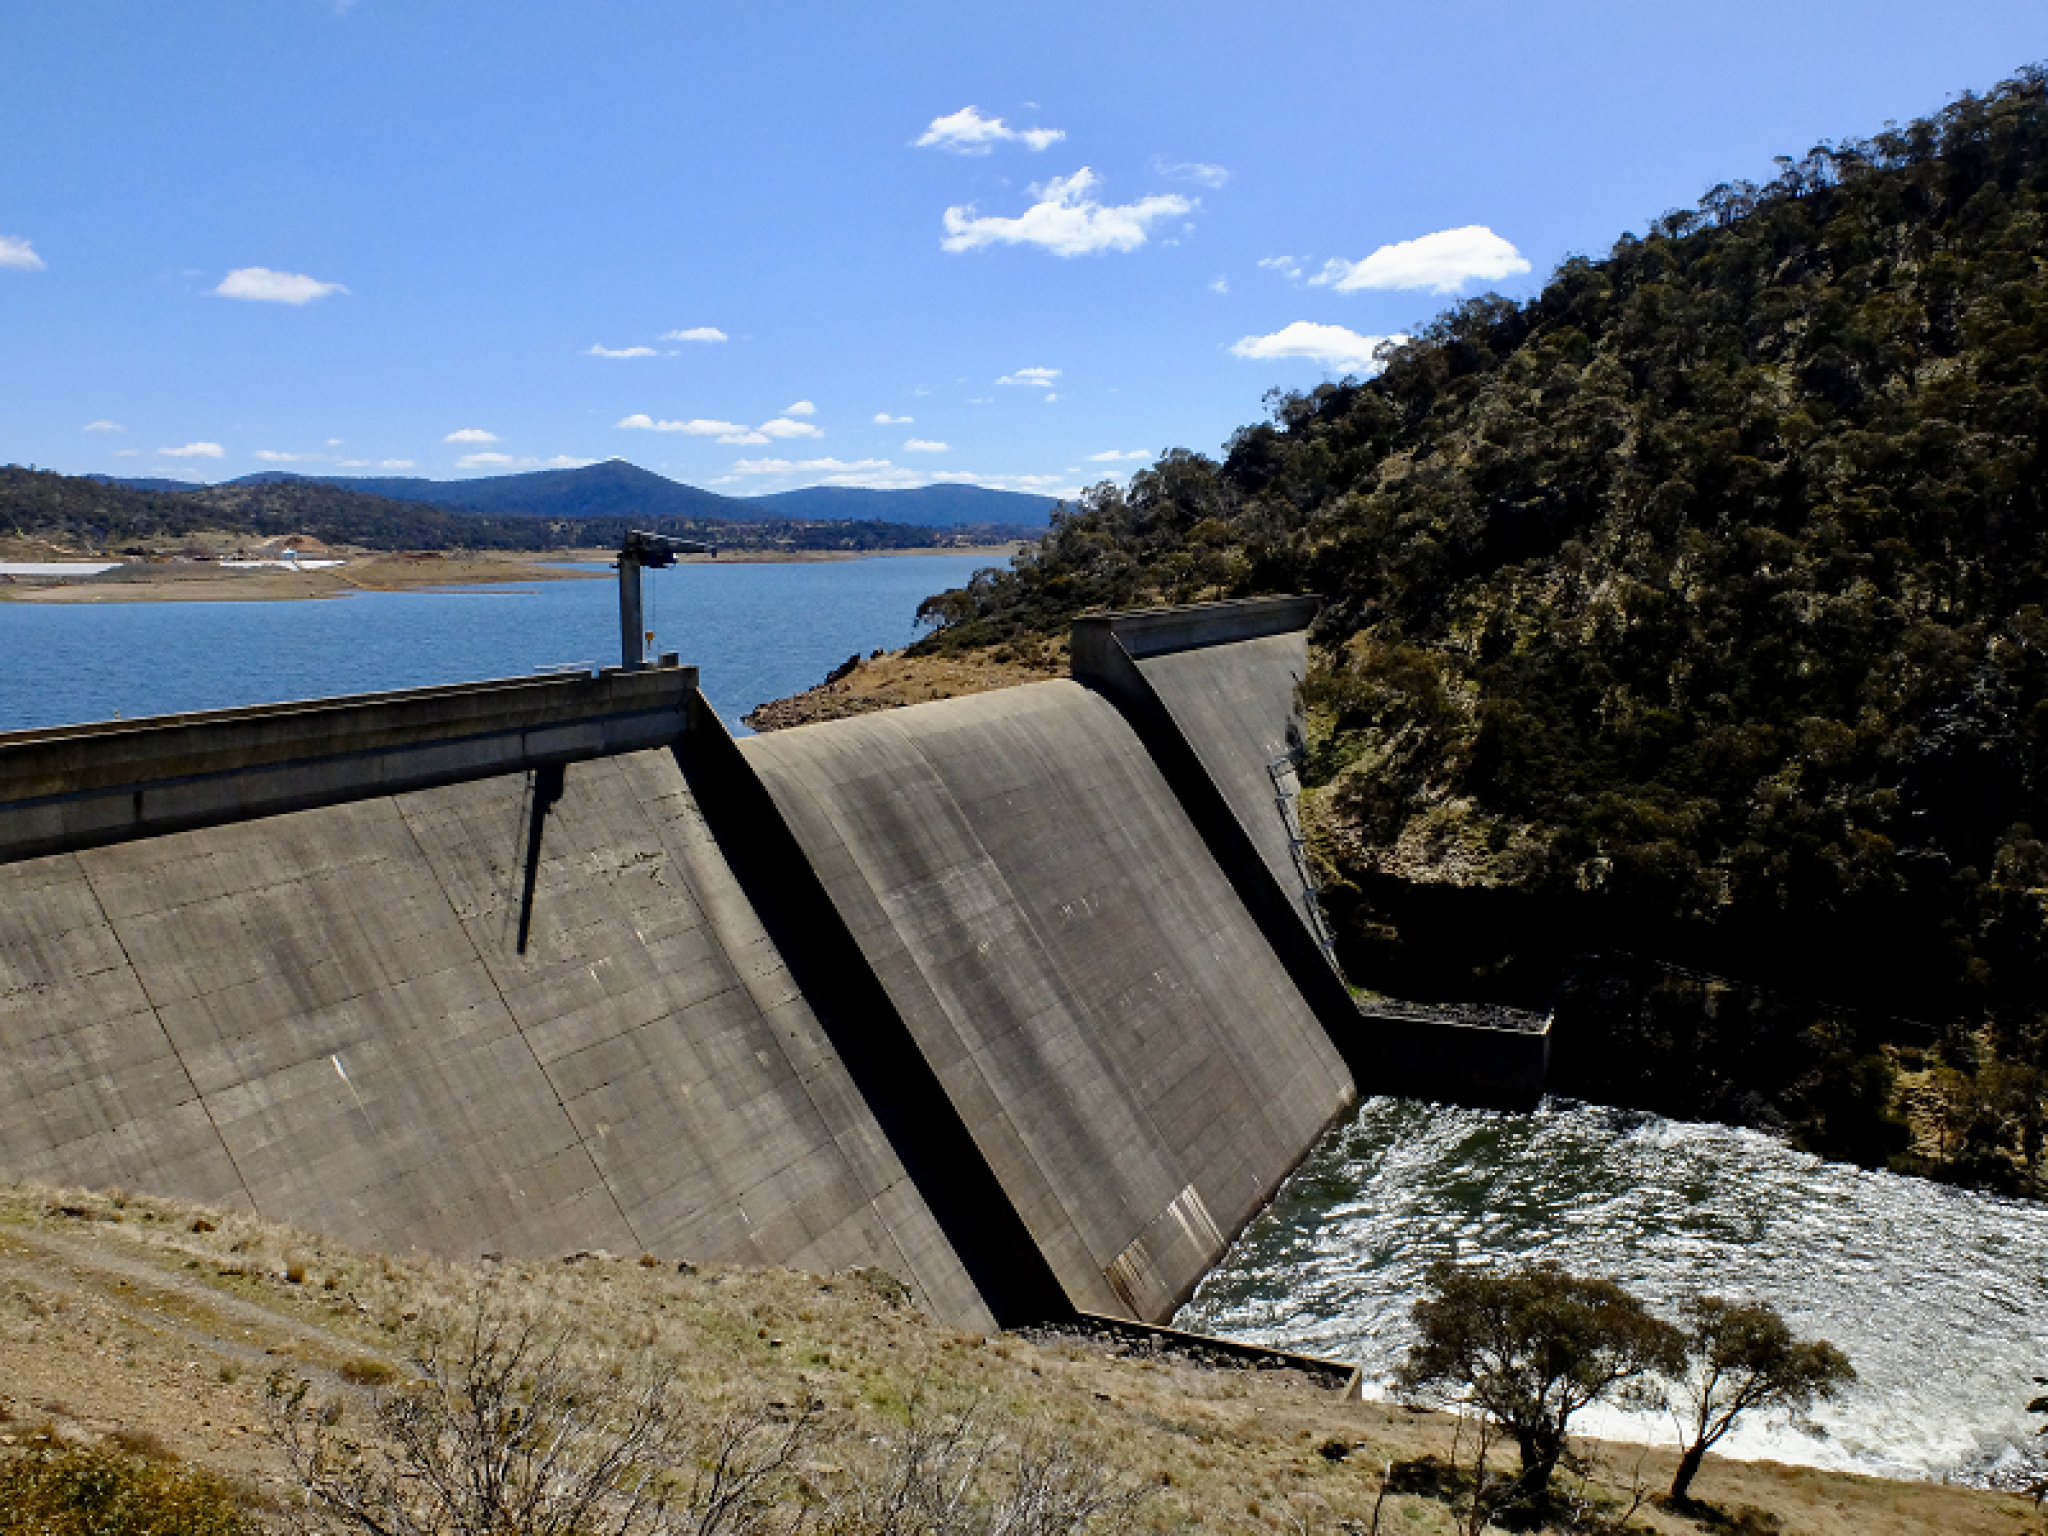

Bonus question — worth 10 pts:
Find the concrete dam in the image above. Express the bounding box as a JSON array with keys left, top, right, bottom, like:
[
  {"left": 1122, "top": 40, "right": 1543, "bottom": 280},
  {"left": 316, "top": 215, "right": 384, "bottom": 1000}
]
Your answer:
[{"left": 0, "top": 597, "right": 1538, "bottom": 1332}]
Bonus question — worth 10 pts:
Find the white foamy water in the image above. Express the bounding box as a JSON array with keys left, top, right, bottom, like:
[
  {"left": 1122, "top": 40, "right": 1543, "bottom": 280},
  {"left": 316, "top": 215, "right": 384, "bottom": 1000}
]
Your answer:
[{"left": 1177, "top": 1096, "right": 2048, "bottom": 1484}]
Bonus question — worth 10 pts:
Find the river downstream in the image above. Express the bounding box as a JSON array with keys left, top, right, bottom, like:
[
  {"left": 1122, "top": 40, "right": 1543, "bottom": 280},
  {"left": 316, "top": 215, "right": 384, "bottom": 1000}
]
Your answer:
[{"left": 1179, "top": 1095, "right": 2048, "bottom": 1485}]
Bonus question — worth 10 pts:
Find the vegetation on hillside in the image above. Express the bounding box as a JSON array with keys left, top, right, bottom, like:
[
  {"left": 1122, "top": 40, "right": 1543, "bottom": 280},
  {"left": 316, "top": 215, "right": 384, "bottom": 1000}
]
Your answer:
[
  {"left": 0, "top": 1445, "right": 252, "bottom": 1536},
  {"left": 0, "top": 467, "right": 1031, "bottom": 555},
  {"left": 910, "top": 68, "right": 2048, "bottom": 1187}
]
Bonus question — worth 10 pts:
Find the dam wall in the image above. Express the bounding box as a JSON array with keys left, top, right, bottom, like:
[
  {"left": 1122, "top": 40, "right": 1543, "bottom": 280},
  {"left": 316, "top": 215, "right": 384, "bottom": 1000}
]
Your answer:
[
  {"left": 0, "top": 666, "right": 987, "bottom": 1325},
  {"left": 2, "top": 597, "right": 1538, "bottom": 1330}
]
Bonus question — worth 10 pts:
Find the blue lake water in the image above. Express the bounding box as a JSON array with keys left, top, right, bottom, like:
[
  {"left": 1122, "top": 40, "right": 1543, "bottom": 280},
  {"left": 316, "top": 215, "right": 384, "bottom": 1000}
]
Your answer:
[{"left": 0, "top": 555, "right": 1001, "bottom": 734}]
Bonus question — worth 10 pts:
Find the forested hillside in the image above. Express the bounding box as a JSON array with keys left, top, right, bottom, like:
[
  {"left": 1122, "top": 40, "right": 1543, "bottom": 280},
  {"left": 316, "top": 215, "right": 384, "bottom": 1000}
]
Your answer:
[{"left": 912, "top": 69, "right": 2048, "bottom": 1182}]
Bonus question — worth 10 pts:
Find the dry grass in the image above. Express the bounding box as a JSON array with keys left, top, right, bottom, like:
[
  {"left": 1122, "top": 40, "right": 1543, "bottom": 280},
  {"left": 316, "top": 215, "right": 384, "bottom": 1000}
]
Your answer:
[
  {"left": 0, "top": 1181, "right": 2031, "bottom": 1535},
  {"left": 742, "top": 643, "right": 1067, "bottom": 731}
]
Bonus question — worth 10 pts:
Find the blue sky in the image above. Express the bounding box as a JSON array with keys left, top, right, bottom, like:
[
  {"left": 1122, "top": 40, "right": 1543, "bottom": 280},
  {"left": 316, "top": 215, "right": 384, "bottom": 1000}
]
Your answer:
[{"left": 4, "top": 2, "right": 2042, "bottom": 499}]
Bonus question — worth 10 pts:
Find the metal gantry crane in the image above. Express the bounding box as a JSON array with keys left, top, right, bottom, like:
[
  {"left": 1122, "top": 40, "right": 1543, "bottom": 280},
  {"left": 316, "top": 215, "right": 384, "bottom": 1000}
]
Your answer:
[{"left": 615, "top": 529, "right": 715, "bottom": 670}]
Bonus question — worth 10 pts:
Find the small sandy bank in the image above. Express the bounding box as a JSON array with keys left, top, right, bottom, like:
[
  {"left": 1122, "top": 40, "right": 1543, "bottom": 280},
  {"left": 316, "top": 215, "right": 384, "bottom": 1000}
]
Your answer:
[
  {"left": 0, "top": 552, "right": 607, "bottom": 603},
  {"left": 743, "top": 643, "right": 1066, "bottom": 730}
]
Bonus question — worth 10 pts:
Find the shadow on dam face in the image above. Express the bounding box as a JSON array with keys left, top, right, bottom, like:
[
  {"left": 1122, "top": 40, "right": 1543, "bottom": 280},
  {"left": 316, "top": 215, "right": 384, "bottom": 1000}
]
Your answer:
[
  {"left": 0, "top": 602, "right": 1542, "bottom": 1330},
  {"left": 514, "top": 761, "right": 566, "bottom": 955},
  {"left": 670, "top": 697, "right": 1073, "bottom": 1329}
]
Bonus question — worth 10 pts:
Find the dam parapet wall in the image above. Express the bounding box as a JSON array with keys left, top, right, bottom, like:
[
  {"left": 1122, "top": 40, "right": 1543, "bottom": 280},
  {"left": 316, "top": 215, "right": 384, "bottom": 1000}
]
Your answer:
[
  {"left": 0, "top": 665, "right": 696, "bottom": 863},
  {"left": 0, "top": 598, "right": 1547, "bottom": 1332}
]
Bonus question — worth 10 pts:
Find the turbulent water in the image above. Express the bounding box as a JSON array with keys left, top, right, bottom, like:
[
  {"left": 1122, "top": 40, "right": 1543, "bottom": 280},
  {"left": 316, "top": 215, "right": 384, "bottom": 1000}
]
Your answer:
[{"left": 1178, "top": 1096, "right": 2048, "bottom": 1484}]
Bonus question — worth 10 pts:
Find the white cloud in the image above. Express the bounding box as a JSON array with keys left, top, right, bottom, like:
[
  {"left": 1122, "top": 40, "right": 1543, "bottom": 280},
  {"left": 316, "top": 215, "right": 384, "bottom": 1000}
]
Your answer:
[
  {"left": 82, "top": 420, "right": 123, "bottom": 432},
  {"left": 587, "top": 343, "right": 659, "bottom": 358},
  {"left": 255, "top": 449, "right": 328, "bottom": 463},
  {"left": 1087, "top": 449, "right": 1150, "bottom": 462},
  {"left": 0, "top": 236, "right": 47, "bottom": 271},
  {"left": 1156, "top": 160, "right": 1229, "bottom": 188},
  {"left": 815, "top": 466, "right": 930, "bottom": 489},
  {"left": 616, "top": 412, "right": 820, "bottom": 444},
  {"left": 113, "top": 449, "right": 138, "bottom": 458},
  {"left": 997, "top": 367, "right": 1060, "bottom": 388},
  {"left": 1043, "top": 393, "right": 1059, "bottom": 403},
  {"left": 1209, "top": 276, "right": 1229, "bottom": 295},
  {"left": 1258, "top": 255, "right": 1304, "bottom": 280},
  {"left": 727, "top": 457, "right": 1081, "bottom": 495},
  {"left": 662, "top": 327, "right": 727, "bottom": 343},
  {"left": 1314, "top": 225, "right": 1531, "bottom": 294},
  {"left": 443, "top": 428, "right": 497, "bottom": 443},
  {"left": 873, "top": 412, "right": 913, "bottom": 424},
  {"left": 903, "top": 439, "right": 948, "bottom": 453},
  {"left": 782, "top": 400, "right": 817, "bottom": 416},
  {"left": 380, "top": 459, "right": 415, "bottom": 469},
  {"left": 915, "top": 106, "right": 1064, "bottom": 156},
  {"left": 1229, "top": 322, "right": 1407, "bottom": 374},
  {"left": 160, "top": 441, "right": 225, "bottom": 459},
  {"left": 942, "top": 169, "right": 1192, "bottom": 257},
  {"left": 620, "top": 414, "right": 746, "bottom": 437},
  {"left": 729, "top": 456, "right": 892, "bottom": 476},
  {"left": 326, "top": 438, "right": 342, "bottom": 446},
  {"left": 456, "top": 452, "right": 594, "bottom": 471},
  {"left": 214, "top": 267, "right": 347, "bottom": 304}
]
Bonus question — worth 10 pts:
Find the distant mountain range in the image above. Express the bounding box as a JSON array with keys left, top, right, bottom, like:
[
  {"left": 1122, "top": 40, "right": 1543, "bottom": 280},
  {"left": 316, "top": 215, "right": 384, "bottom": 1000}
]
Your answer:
[{"left": 98, "top": 459, "right": 1059, "bottom": 530}]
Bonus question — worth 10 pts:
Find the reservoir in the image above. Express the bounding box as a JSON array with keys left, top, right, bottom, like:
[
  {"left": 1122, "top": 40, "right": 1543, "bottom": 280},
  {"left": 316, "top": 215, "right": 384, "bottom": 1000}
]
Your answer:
[
  {"left": 0, "top": 553, "right": 998, "bottom": 734},
  {"left": 1179, "top": 1095, "right": 2048, "bottom": 1485}
]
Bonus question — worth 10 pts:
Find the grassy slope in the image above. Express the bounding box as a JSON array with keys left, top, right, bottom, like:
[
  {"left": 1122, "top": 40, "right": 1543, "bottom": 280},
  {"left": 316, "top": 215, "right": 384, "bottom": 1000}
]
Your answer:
[{"left": 0, "top": 1183, "right": 2026, "bottom": 1535}]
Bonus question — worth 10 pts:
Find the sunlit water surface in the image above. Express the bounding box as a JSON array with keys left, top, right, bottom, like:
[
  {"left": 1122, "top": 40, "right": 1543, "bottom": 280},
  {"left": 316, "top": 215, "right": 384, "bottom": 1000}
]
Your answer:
[
  {"left": 0, "top": 554, "right": 1000, "bottom": 733},
  {"left": 1179, "top": 1097, "right": 2048, "bottom": 1485}
]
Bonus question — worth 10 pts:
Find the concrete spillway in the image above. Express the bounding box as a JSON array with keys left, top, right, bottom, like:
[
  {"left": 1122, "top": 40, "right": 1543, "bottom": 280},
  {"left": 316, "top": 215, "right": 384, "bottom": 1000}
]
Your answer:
[
  {"left": 739, "top": 681, "right": 1353, "bottom": 1320},
  {"left": 0, "top": 600, "right": 1367, "bottom": 1328}
]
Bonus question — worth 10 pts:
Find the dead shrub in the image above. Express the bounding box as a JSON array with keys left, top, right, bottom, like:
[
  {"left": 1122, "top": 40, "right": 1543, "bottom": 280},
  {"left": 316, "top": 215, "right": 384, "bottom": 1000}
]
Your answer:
[
  {"left": 269, "top": 1301, "right": 821, "bottom": 1536},
  {"left": 822, "top": 1397, "right": 1144, "bottom": 1536}
]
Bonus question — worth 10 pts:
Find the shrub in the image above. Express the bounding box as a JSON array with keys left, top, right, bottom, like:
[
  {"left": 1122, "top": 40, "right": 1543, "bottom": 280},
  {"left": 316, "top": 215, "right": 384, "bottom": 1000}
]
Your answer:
[{"left": 0, "top": 1444, "right": 251, "bottom": 1536}]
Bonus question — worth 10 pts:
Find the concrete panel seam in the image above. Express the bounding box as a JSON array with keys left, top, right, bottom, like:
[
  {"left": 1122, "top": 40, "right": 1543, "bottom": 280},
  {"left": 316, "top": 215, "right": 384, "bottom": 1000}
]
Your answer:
[
  {"left": 827, "top": 715, "right": 1197, "bottom": 1282},
  {"left": 75, "top": 856, "right": 257, "bottom": 1216},
  {"left": 393, "top": 776, "right": 649, "bottom": 1258}
]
